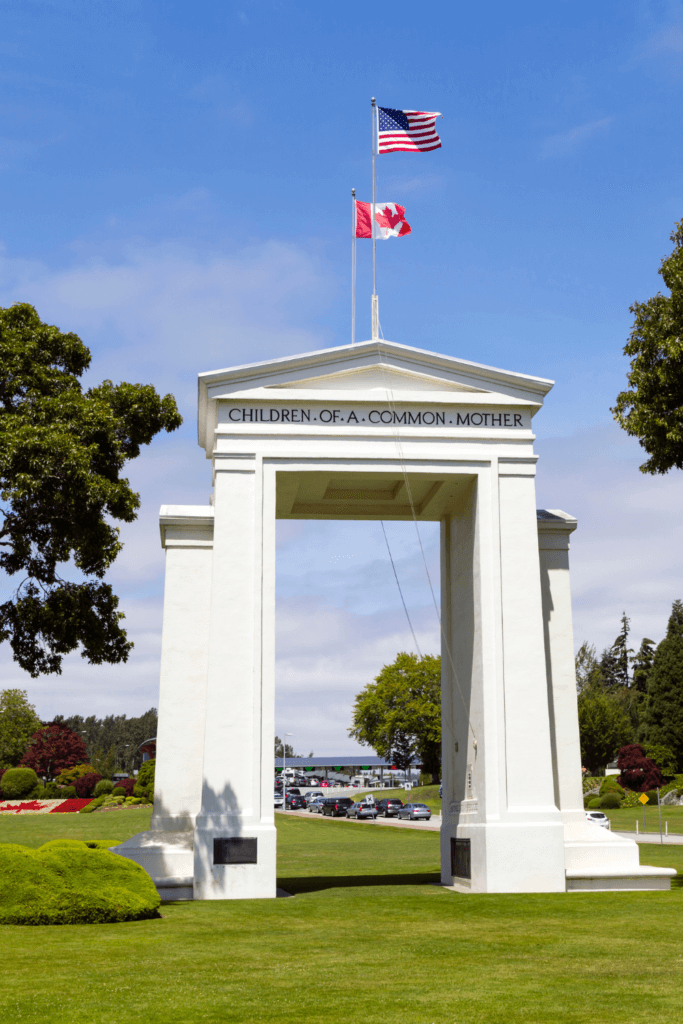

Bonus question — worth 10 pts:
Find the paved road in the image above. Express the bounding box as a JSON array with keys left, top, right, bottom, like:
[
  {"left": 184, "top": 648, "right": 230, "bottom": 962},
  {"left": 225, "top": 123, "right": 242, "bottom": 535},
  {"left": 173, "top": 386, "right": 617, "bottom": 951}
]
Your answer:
[
  {"left": 615, "top": 830, "right": 683, "bottom": 845},
  {"left": 277, "top": 807, "right": 441, "bottom": 832}
]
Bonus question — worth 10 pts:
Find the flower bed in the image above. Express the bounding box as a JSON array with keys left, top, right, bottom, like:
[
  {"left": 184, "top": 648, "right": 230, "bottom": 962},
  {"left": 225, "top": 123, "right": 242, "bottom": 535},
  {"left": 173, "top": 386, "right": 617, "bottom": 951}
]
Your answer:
[
  {"left": 0, "top": 800, "right": 47, "bottom": 814},
  {"left": 50, "top": 798, "right": 94, "bottom": 814}
]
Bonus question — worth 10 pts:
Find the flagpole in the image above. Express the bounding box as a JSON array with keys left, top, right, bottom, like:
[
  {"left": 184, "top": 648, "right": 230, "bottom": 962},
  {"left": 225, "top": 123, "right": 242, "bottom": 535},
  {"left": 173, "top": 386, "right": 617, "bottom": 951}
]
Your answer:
[
  {"left": 351, "top": 188, "right": 356, "bottom": 345},
  {"left": 371, "top": 97, "right": 378, "bottom": 340}
]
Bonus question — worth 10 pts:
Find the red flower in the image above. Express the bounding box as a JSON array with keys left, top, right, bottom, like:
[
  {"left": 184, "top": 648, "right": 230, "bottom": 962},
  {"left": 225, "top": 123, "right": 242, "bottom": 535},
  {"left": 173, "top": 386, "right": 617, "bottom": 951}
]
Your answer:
[
  {"left": 50, "top": 798, "right": 94, "bottom": 813},
  {"left": 0, "top": 800, "right": 45, "bottom": 813}
]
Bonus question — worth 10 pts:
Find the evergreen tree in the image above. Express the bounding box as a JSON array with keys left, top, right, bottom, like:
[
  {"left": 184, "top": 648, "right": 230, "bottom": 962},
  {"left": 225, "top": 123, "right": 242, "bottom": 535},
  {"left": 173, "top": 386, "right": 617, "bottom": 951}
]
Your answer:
[
  {"left": 600, "top": 613, "right": 633, "bottom": 690},
  {"left": 646, "top": 599, "right": 683, "bottom": 771},
  {"left": 632, "top": 638, "right": 656, "bottom": 696}
]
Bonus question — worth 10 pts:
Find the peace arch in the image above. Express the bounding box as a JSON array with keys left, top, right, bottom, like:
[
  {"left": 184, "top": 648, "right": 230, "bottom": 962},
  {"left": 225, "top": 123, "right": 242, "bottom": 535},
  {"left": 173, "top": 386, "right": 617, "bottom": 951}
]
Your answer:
[{"left": 115, "top": 339, "right": 673, "bottom": 895}]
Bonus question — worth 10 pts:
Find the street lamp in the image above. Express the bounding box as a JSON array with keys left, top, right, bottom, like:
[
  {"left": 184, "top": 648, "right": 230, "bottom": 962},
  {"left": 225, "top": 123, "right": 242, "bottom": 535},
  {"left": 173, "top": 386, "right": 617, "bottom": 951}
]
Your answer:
[{"left": 283, "top": 733, "right": 292, "bottom": 811}]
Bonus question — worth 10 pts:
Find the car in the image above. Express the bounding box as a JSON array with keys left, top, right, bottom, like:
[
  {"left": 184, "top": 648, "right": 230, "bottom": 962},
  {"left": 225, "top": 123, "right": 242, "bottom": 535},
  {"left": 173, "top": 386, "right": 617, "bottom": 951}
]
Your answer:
[
  {"left": 321, "top": 797, "right": 353, "bottom": 817},
  {"left": 397, "top": 803, "right": 432, "bottom": 821},
  {"left": 285, "top": 793, "right": 306, "bottom": 810},
  {"left": 586, "top": 810, "right": 610, "bottom": 829},
  {"left": 307, "top": 777, "right": 322, "bottom": 786},
  {"left": 303, "top": 790, "right": 324, "bottom": 806},
  {"left": 274, "top": 792, "right": 284, "bottom": 808},
  {"left": 319, "top": 780, "right": 331, "bottom": 787},
  {"left": 376, "top": 798, "right": 404, "bottom": 818},
  {"left": 285, "top": 787, "right": 301, "bottom": 796},
  {"left": 346, "top": 802, "right": 378, "bottom": 820},
  {"left": 307, "top": 796, "right": 325, "bottom": 813}
]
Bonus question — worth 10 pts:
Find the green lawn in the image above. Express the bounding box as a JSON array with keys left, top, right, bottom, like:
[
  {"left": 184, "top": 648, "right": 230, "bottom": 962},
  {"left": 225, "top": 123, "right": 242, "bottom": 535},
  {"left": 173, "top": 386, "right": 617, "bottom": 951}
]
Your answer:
[
  {"left": 604, "top": 804, "right": 683, "bottom": 833},
  {"left": 360, "top": 782, "right": 442, "bottom": 810},
  {"left": 2, "top": 809, "right": 683, "bottom": 1023}
]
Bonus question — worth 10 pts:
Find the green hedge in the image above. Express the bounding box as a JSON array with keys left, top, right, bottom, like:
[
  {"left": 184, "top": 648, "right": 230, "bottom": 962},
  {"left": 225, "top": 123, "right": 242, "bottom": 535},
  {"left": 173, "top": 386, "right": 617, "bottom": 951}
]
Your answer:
[
  {"left": 1, "top": 768, "right": 38, "bottom": 800},
  {"left": 94, "top": 779, "right": 114, "bottom": 797},
  {"left": 0, "top": 840, "right": 160, "bottom": 925},
  {"left": 587, "top": 798, "right": 602, "bottom": 809},
  {"left": 600, "top": 793, "right": 621, "bottom": 809}
]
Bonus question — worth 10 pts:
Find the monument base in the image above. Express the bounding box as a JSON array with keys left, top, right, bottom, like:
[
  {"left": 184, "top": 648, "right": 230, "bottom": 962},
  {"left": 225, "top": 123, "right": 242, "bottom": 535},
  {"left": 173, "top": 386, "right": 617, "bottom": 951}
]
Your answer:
[
  {"left": 112, "top": 830, "right": 195, "bottom": 900},
  {"left": 193, "top": 823, "right": 277, "bottom": 900}
]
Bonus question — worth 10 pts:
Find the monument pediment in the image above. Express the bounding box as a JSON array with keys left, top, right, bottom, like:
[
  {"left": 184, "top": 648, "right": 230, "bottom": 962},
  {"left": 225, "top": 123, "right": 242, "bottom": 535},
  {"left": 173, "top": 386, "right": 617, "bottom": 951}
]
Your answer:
[{"left": 197, "top": 339, "right": 554, "bottom": 450}]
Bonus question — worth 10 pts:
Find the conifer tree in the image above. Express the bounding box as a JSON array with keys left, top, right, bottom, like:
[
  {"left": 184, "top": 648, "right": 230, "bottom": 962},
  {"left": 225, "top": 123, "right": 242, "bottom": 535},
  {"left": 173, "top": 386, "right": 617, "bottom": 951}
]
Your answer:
[
  {"left": 646, "top": 600, "right": 683, "bottom": 771},
  {"left": 632, "top": 638, "right": 656, "bottom": 696}
]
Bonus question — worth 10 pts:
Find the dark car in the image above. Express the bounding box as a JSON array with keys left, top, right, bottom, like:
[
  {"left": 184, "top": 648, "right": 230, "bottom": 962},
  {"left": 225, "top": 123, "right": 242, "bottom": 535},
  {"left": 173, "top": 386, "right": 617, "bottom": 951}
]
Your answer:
[
  {"left": 285, "top": 787, "right": 301, "bottom": 796},
  {"left": 376, "top": 798, "right": 404, "bottom": 818},
  {"left": 321, "top": 797, "right": 353, "bottom": 817},
  {"left": 346, "top": 802, "right": 378, "bottom": 820},
  {"left": 285, "top": 793, "right": 306, "bottom": 810}
]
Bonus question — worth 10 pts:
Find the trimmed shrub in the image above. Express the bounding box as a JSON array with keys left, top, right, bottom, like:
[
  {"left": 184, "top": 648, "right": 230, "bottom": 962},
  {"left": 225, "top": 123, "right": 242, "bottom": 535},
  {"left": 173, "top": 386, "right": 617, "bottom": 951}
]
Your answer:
[
  {"left": 587, "top": 797, "right": 602, "bottom": 809},
  {"left": 600, "top": 792, "right": 621, "bottom": 809},
  {"left": 645, "top": 790, "right": 660, "bottom": 804},
  {"left": 56, "top": 764, "right": 97, "bottom": 787},
  {"left": 1, "top": 767, "right": 38, "bottom": 800},
  {"left": 41, "top": 782, "right": 64, "bottom": 800},
  {"left": 112, "top": 787, "right": 126, "bottom": 797},
  {"left": 600, "top": 778, "right": 625, "bottom": 796},
  {"left": 73, "top": 773, "right": 102, "bottom": 798},
  {"left": 94, "top": 779, "right": 114, "bottom": 797},
  {"left": 112, "top": 777, "right": 135, "bottom": 797},
  {"left": 0, "top": 840, "right": 160, "bottom": 924},
  {"left": 60, "top": 786, "right": 77, "bottom": 799},
  {"left": 133, "top": 759, "right": 155, "bottom": 803}
]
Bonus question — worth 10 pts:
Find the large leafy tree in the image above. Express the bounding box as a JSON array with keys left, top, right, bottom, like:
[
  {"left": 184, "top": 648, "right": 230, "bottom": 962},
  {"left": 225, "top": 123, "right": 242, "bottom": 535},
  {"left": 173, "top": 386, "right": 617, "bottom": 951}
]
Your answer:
[
  {"left": 0, "top": 688, "right": 42, "bottom": 768},
  {"left": 645, "top": 599, "right": 683, "bottom": 770},
  {"left": 613, "top": 219, "right": 683, "bottom": 473},
  {"left": 616, "top": 743, "right": 664, "bottom": 792},
  {"left": 349, "top": 652, "right": 442, "bottom": 782},
  {"left": 577, "top": 685, "right": 633, "bottom": 774},
  {"left": 0, "top": 304, "right": 182, "bottom": 676},
  {"left": 20, "top": 721, "right": 87, "bottom": 780}
]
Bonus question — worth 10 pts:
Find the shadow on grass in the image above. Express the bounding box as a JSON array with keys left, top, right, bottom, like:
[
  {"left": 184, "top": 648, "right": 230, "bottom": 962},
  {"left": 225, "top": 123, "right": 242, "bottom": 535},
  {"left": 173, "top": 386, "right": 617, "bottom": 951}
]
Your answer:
[{"left": 278, "top": 872, "right": 441, "bottom": 895}]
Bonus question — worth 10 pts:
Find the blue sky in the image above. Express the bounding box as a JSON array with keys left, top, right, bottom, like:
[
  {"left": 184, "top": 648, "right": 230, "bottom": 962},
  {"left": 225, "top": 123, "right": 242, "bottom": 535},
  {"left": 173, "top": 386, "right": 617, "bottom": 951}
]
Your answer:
[{"left": 1, "top": 1, "right": 682, "bottom": 753}]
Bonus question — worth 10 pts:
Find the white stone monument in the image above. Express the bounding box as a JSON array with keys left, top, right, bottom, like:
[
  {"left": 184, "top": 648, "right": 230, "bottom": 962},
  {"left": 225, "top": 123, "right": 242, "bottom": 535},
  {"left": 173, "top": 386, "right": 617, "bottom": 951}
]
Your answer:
[{"left": 114, "top": 339, "right": 674, "bottom": 897}]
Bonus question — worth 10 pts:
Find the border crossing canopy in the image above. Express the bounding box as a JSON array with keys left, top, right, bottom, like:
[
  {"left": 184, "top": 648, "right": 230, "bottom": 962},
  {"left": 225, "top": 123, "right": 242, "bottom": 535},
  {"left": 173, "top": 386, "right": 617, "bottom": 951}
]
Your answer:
[{"left": 114, "top": 339, "right": 674, "bottom": 898}]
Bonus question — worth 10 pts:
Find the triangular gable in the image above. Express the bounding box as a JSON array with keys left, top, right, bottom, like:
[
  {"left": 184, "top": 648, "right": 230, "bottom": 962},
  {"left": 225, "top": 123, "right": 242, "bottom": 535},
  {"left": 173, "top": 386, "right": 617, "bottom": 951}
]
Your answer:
[{"left": 267, "top": 364, "right": 485, "bottom": 394}]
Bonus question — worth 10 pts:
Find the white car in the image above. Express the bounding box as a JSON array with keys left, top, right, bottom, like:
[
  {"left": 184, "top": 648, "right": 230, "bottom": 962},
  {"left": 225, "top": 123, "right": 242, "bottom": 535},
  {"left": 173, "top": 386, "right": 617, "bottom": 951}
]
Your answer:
[
  {"left": 274, "top": 793, "right": 284, "bottom": 808},
  {"left": 585, "top": 810, "right": 610, "bottom": 829}
]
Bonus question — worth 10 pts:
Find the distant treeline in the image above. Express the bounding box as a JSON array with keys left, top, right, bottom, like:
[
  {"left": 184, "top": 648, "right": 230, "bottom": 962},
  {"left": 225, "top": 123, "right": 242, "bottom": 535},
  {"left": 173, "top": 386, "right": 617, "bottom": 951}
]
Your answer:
[{"left": 52, "top": 708, "right": 158, "bottom": 775}]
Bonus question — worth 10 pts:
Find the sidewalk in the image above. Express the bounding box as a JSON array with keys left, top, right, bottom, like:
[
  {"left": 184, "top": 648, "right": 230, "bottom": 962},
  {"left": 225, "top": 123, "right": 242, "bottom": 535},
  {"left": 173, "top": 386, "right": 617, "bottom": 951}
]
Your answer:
[{"left": 614, "top": 830, "right": 683, "bottom": 845}]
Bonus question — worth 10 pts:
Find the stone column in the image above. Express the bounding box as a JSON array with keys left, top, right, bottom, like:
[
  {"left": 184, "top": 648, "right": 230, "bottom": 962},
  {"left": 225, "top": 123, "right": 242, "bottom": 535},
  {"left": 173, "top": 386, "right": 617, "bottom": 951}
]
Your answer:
[
  {"left": 536, "top": 510, "right": 584, "bottom": 823},
  {"left": 193, "top": 455, "right": 277, "bottom": 900},
  {"left": 441, "top": 468, "right": 566, "bottom": 893},
  {"left": 151, "top": 507, "right": 214, "bottom": 832}
]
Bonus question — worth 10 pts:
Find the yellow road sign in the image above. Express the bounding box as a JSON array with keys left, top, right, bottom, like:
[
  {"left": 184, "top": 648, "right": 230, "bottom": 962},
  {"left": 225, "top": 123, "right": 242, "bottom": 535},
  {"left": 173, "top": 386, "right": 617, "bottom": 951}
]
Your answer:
[{"left": 639, "top": 793, "right": 649, "bottom": 804}]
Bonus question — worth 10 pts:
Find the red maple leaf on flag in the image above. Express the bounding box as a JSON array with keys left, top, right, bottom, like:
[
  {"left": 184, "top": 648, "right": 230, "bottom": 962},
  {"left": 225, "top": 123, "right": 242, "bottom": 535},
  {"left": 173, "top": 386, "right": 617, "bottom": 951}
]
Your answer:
[{"left": 375, "top": 204, "right": 405, "bottom": 230}]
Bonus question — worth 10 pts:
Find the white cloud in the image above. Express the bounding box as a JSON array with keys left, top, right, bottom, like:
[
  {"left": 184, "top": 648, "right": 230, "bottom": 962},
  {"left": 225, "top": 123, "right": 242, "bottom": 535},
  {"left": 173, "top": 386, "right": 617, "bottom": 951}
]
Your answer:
[{"left": 540, "top": 117, "right": 613, "bottom": 158}]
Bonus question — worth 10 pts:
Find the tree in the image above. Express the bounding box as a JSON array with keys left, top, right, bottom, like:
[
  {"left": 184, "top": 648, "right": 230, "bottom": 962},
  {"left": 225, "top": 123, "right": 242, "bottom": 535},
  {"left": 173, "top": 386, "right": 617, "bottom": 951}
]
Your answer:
[
  {"left": 575, "top": 642, "right": 603, "bottom": 693},
  {"left": 643, "top": 743, "right": 677, "bottom": 777},
  {"left": 20, "top": 721, "right": 87, "bottom": 780},
  {"left": 613, "top": 219, "right": 683, "bottom": 474},
  {"left": 0, "top": 303, "right": 182, "bottom": 676},
  {"left": 349, "top": 652, "right": 442, "bottom": 782},
  {"left": 274, "top": 736, "right": 296, "bottom": 758},
  {"left": 577, "top": 686, "right": 633, "bottom": 773},
  {"left": 616, "top": 743, "right": 664, "bottom": 792},
  {"left": 632, "top": 637, "right": 656, "bottom": 696},
  {"left": 600, "top": 613, "right": 633, "bottom": 690},
  {"left": 645, "top": 599, "right": 683, "bottom": 770},
  {"left": 0, "top": 688, "right": 42, "bottom": 767},
  {"left": 53, "top": 707, "right": 158, "bottom": 774}
]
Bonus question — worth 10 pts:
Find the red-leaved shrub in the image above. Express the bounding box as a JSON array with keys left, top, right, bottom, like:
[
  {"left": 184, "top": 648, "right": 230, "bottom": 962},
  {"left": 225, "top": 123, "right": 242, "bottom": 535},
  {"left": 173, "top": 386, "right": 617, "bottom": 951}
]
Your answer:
[
  {"left": 617, "top": 744, "right": 665, "bottom": 792},
  {"left": 73, "top": 773, "right": 102, "bottom": 798},
  {"left": 113, "top": 777, "right": 135, "bottom": 797}
]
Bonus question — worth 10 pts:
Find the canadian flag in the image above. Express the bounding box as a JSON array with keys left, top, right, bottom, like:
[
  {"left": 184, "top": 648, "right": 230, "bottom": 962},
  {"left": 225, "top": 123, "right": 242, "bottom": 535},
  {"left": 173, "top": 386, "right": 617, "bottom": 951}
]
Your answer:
[{"left": 355, "top": 201, "right": 411, "bottom": 239}]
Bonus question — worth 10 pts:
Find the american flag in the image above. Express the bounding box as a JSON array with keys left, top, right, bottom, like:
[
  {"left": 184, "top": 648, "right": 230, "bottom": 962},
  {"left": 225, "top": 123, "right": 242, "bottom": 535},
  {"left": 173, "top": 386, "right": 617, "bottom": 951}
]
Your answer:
[{"left": 377, "top": 107, "right": 442, "bottom": 154}]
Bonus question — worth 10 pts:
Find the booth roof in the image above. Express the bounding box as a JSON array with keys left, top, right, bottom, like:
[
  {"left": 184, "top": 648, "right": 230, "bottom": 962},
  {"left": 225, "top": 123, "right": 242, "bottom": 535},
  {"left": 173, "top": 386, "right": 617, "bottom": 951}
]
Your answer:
[{"left": 274, "top": 756, "right": 420, "bottom": 769}]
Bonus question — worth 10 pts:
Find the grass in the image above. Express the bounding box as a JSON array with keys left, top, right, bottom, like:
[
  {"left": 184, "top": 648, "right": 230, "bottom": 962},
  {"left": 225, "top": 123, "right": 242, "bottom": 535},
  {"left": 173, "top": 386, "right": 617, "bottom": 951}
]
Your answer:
[
  {"left": 360, "top": 782, "right": 442, "bottom": 810},
  {"left": 0, "top": 805, "right": 153, "bottom": 847},
  {"left": 604, "top": 804, "right": 683, "bottom": 833},
  {"left": 2, "top": 809, "right": 683, "bottom": 1023}
]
